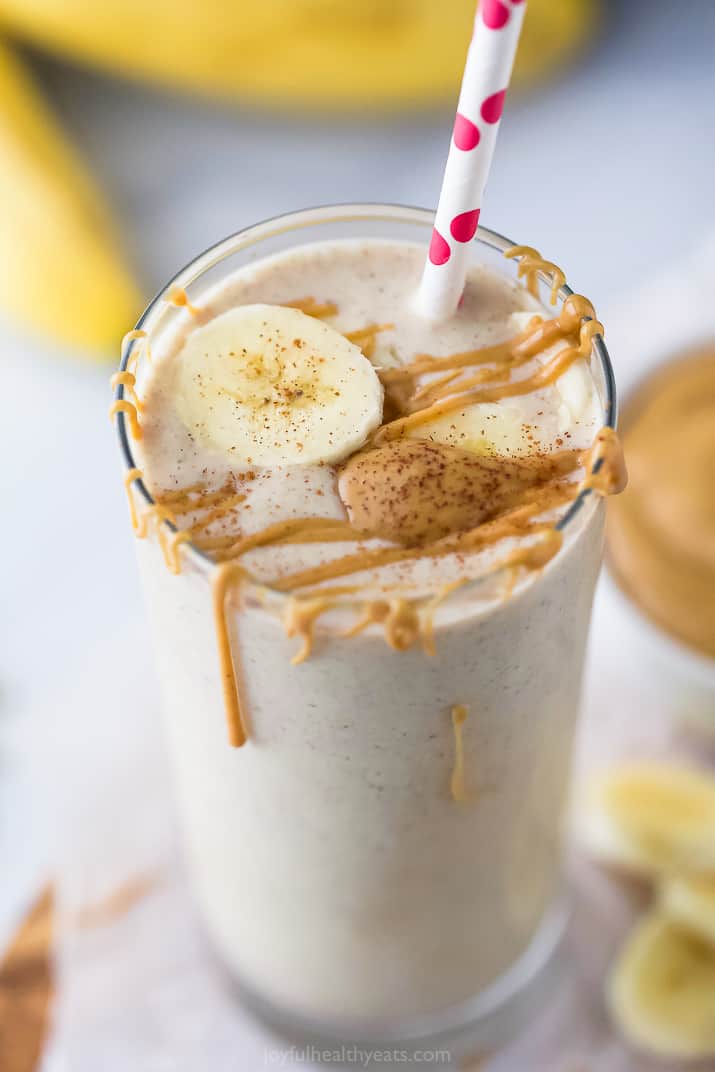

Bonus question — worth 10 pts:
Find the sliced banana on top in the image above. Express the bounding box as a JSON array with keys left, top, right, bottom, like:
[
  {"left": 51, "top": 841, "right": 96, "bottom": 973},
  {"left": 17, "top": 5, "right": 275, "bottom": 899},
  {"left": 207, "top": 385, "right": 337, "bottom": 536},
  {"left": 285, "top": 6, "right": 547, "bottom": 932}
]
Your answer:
[
  {"left": 413, "top": 402, "right": 536, "bottom": 457},
  {"left": 509, "top": 310, "right": 595, "bottom": 425},
  {"left": 573, "top": 762, "right": 715, "bottom": 877},
  {"left": 660, "top": 874, "right": 715, "bottom": 947},
  {"left": 412, "top": 310, "right": 596, "bottom": 457},
  {"left": 609, "top": 911, "right": 715, "bottom": 1059},
  {"left": 175, "top": 304, "right": 384, "bottom": 466}
]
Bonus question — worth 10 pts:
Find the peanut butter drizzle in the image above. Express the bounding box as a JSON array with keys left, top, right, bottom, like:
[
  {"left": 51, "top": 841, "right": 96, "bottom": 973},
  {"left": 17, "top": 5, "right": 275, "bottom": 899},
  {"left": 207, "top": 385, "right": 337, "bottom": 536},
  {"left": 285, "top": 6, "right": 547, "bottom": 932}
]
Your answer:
[
  {"left": 110, "top": 371, "right": 144, "bottom": 411},
  {"left": 582, "top": 426, "right": 628, "bottom": 496},
  {"left": 268, "top": 523, "right": 361, "bottom": 548},
  {"left": 164, "top": 529, "right": 192, "bottom": 575},
  {"left": 123, "top": 467, "right": 143, "bottom": 531},
  {"left": 498, "top": 526, "right": 564, "bottom": 575},
  {"left": 375, "top": 302, "right": 603, "bottom": 444},
  {"left": 341, "top": 599, "right": 391, "bottom": 638},
  {"left": 187, "top": 492, "right": 246, "bottom": 536},
  {"left": 252, "top": 447, "right": 581, "bottom": 595},
  {"left": 283, "top": 297, "right": 338, "bottom": 319},
  {"left": 421, "top": 581, "right": 468, "bottom": 656},
  {"left": 121, "top": 328, "right": 151, "bottom": 373},
  {"left": 195, "top": 532, "right": 244, "bottom": 553},
  {"left": 376, "top": 599, "right": 418, "bottom": 651},
  {"left": 131, "top": 500, "right": 192, "bottom": 575},
  {"left": 166, "top": 287, "right": 199, "bottom": 315},
  {"left": 172, "top": 481, "right": 238, "bottom": 513},
  {"left": 213, "top": 516, "right": 358, "bottom": 562},
  {"left": 379, "top": 314, "right": 549, "bottom": 394},
  {"left": 211, "top": 562, "right": 248, "bottom": 747},
  {"left": 284, "top": 596, "right": 337, "bottom": 665},
  {"left": 343, "top": 322, "right": 394, "bottom": 358},
  {"left": 505, "top": 245, "right": 566, "bottom": 305},
  {"left": 450, "top": 705, "right": 469, "bottom": 803},
  {"left": 265, "top": 506, "right": 563, "bottom": 594},
  {"left": 501, "top": 566, "right": 520, "bottom": 601},
  {"left": 156, "top": 480, "right": 209, "bottom": 505},
  {"left": 109, "top": 399, "right": 142, "bottom": 440},
  {"left": 275, "top": 583, "right": 456, "bottom": 661},
  {"left": 136, "top": 502, "right": 175, "bottom": 540}
]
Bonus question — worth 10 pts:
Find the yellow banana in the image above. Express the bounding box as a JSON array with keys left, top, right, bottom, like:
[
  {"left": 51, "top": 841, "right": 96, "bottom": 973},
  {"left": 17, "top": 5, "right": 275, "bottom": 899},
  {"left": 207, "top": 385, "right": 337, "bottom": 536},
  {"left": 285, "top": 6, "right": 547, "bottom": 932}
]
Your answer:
[
  {"left": 573, "top": 762, "right": 715, "bottom": 877},
  {"left": 660, "top": 875, "right": 715, "bottom": 947},
  {"left": 0, "top": 0, "right": 599, "bottom": 108},
  {"left": 609, "top": 912, "right": 715, "bottom": 1060},
  {"left": 0, "top": 41, "right": 140, "bottom": 355}
]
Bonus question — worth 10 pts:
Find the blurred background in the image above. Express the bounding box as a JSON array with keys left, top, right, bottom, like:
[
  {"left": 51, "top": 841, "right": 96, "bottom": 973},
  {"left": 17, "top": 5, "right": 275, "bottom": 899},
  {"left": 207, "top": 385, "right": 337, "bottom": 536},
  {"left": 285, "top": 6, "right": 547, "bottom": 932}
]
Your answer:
[{"left": 2, "top": 0, "right": 715, "bottom": 1066}]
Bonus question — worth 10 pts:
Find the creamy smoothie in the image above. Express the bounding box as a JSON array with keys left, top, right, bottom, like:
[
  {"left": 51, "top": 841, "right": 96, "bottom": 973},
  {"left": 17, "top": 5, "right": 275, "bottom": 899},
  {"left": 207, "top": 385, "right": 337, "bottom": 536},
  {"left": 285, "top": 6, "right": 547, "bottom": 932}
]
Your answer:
[{"left": 113, "top": 215, "right": 622, "bottom": 1033}]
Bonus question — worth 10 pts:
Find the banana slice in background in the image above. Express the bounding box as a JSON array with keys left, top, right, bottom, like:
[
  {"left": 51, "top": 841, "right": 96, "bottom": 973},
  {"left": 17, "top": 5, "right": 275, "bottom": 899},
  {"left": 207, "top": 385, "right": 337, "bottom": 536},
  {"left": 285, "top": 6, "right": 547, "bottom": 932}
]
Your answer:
[
  {"left": 573, "top": 762, "right": 715, "bottom": 877},
  {"left": 175, "top": 303, "right": 384, "bottom": 466},
  {"left": 609, "top": 911, "right": 715, "bottom": 1060},
  {"left": 660, "top": 875, "right": 715, "bottom": 947},
  {"left": 0, "top": 41, "right": 140, "bottom": 354}
]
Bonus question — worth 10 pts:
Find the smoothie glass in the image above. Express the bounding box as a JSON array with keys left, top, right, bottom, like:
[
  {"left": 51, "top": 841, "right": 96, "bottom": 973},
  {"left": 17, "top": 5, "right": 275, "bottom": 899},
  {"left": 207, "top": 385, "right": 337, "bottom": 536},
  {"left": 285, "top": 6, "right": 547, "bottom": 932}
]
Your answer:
[{"left": 114, "top": 204, "right": 616, "bottom": 1055}]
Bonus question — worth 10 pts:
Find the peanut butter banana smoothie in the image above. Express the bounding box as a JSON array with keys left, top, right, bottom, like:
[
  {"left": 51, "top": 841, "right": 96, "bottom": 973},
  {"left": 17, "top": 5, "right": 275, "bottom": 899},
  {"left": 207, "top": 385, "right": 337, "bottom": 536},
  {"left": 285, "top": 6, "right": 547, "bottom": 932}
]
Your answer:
[{"left": 112, "top": 207, "right": 623, "bottom": 1044}]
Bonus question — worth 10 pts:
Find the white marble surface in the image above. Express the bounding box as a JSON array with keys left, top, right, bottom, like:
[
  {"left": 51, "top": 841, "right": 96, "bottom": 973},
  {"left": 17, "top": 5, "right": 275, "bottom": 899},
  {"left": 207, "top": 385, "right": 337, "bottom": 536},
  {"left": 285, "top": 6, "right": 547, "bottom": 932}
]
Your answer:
[{"left": 2, "top": 0, "right": 715, "bottom": 1062}]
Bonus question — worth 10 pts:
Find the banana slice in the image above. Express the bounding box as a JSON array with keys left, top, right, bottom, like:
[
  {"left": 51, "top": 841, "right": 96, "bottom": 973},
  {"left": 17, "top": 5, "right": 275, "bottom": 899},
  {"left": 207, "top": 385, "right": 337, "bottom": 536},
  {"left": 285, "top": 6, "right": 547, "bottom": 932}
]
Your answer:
[
  {"left": 175, "top": 304, "right": 383, "bottom": 466},
  {"left": 573, "top": 762, "right": 715, "bottom": 877},
  {"left": 660, "top": 875, "right": 715, "bottom": 947},
  {"left": 609, "top": 911, "right": 715, "bottom": 1059},
  {"left": 413, "top": 401, "right": 535, "bottom": 456},
  {"left": 413, "top": 310, "right": 597, "bottom": 457}
]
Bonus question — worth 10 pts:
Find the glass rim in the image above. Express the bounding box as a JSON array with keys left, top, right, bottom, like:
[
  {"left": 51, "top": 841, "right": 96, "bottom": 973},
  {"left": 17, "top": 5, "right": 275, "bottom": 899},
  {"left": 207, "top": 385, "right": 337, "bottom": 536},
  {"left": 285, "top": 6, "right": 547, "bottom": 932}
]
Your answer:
[{"left": 114, "top": 201, "right": 617, "bottom": 586}]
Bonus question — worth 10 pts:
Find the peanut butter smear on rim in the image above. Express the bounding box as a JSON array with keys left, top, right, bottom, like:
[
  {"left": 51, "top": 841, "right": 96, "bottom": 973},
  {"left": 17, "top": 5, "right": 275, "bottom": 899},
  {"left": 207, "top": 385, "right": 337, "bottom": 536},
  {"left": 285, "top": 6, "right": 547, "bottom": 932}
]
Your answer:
[
  {"left": 113, "top": 240, "right": 624, "bottom": 746},
  {"left": 607, "top": 349, "right": 715, "bottom": 659}
]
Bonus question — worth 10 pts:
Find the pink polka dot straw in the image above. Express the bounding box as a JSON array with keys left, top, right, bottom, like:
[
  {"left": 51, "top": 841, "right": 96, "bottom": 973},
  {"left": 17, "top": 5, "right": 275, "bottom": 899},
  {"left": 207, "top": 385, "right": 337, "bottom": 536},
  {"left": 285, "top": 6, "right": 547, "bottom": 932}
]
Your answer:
[{"left": 417, "top": 0, "right": 527, "bottom": 320}]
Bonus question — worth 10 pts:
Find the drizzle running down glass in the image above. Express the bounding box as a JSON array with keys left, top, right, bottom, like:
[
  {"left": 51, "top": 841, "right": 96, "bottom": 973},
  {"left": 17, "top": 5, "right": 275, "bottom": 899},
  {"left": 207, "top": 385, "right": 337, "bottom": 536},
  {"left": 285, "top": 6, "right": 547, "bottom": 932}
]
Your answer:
[{"left": 112, "top": 205, "right": 622, "bottom": 1053}]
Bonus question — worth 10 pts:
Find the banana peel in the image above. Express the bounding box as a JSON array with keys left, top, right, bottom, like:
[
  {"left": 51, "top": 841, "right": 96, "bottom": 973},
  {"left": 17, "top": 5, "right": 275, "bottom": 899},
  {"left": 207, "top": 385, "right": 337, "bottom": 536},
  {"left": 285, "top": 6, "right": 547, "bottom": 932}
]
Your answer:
[
  {"left": 0, "top": 0, "right": 599, "bottom": 109},
  {"left": 0, "top": 40, "right": 141, "bottom": 355}
]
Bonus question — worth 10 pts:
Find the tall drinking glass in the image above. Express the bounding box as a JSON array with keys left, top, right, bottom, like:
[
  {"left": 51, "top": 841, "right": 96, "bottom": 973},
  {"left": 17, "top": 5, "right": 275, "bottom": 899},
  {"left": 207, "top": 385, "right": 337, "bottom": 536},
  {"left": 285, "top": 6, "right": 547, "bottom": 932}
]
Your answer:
[{"left": 114, "top": 204, "right": 616, "bottom": 1056}]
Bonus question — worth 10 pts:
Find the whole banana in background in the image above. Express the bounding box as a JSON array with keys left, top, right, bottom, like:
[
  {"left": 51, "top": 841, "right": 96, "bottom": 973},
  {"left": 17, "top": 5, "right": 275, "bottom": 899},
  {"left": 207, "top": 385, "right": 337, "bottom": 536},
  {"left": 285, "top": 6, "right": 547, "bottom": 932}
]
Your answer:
[
  {"left": 0, "top": 40, "right": 140, "bottom": 355},
  {"left": 0, "top": 0, "right": 598, "bottom": 108}
]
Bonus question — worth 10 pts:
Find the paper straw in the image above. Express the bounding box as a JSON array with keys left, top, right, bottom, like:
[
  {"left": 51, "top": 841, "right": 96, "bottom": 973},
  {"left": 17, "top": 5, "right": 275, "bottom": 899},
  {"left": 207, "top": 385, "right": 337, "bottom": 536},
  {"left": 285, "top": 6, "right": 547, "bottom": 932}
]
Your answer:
[{"left": 417, "top": 0, "right": 527, "bottom": 320}]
